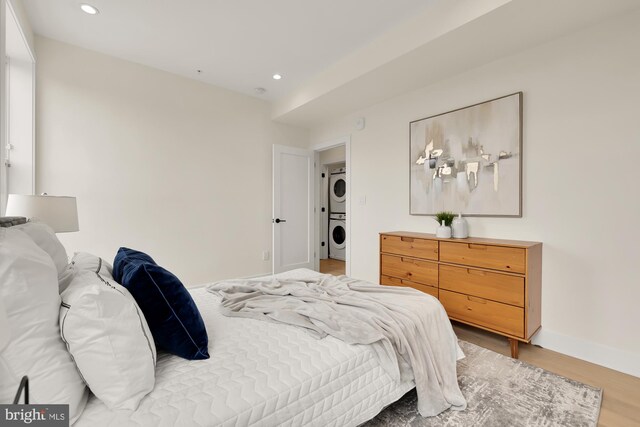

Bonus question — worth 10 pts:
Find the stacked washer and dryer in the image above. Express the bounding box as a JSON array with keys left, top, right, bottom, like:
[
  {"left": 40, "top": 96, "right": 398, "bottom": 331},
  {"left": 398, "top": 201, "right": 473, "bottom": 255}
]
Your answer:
[{"left": 329, "top": 167, "right": 346, "bottom": 261}]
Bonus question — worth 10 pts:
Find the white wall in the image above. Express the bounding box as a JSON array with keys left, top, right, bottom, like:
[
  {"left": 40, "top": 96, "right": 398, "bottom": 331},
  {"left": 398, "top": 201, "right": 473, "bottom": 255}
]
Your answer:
[
  {"left": 309, "top": 11, "right": 640, "bottom": 376},
  {"left": 35, "top": 36, "right": 308, "bottom": 285},
  {"left": 319, "top": 145, "right": 345, "bottom": 166}
]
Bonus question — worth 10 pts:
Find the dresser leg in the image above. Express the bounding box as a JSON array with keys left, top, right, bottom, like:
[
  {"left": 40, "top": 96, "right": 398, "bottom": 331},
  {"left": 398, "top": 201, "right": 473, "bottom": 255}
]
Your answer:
[{"left": 509, "top": 338, "right": 519, "bottom": 359}]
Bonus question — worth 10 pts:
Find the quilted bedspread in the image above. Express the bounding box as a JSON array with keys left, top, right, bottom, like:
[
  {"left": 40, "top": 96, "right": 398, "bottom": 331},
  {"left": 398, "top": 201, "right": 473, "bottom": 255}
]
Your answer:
[
  {"left": 208, "top": 273, "right": 466, "bottom": 417},
  {"left": 75, "top": 269, "right": 415, "bottom": 427}
]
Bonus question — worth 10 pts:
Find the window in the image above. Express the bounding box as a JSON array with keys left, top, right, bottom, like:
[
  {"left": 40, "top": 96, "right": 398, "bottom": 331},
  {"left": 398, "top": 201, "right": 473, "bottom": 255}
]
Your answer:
[{"left": 0, "top": 0, "right": 35, "bottom": 214}]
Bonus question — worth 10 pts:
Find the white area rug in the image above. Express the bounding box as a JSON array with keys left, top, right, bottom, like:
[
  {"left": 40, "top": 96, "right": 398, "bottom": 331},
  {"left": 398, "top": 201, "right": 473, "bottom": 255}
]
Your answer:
[{"left": 364, "top": 340, "right": 602, "bottom": 427}]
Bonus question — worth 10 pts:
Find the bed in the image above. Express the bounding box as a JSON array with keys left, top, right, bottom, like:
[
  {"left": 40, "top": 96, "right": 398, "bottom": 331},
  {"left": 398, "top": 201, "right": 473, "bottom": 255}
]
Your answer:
[
  {"left": 1, "top": 218, "right": 462, "bottom": 427},
  {"left": 76, "top": 269, "right": 415, "bottom": 427}
]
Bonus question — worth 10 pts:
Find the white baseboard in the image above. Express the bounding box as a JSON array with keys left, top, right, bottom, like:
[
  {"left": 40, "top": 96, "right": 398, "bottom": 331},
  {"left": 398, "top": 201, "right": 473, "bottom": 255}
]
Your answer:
[{"left": 533, "top": 329, "right": 640, "bottom": 378}]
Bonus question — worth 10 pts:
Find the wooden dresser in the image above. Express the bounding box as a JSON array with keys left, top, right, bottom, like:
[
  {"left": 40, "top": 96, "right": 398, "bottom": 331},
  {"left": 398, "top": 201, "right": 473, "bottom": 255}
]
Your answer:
[{"left": 380, "top": 231, "right": 542, "bottom": 358}]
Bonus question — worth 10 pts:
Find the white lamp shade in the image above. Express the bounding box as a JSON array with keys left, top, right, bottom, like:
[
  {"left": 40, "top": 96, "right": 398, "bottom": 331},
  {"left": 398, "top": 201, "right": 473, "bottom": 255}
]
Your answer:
[
  {"left": 0, "top": 299, "right": 9, "bottom": 352},
  {"left": 6, "top": 194, "right": 79, "bottom": 232}
]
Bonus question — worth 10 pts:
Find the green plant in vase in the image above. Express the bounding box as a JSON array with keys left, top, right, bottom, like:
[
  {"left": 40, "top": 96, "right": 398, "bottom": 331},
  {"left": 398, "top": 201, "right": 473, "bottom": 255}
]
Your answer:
[
  {"left": 434, "top": 211, "right": 455, "bottom": 227},
  {"left": 435, "top": 211, "right": 454, "bottom": 238}
]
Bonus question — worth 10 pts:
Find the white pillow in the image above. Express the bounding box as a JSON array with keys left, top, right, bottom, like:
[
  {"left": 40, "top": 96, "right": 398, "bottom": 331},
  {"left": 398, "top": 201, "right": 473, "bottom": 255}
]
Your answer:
[
  {"left": 0, "top": 228, "right": 88, "bottom": 423},
  {"left": 59, "top": 252, "right": 114, "bottom": 292},
  {"left": 71, "top": 252, "right": 114, "bottom": 279},
  {"left": 13, "top": 221, "right": 68, "bottom": 275},
  {"left": 60, "top": 270, "right": 156, "bottom": 410}
]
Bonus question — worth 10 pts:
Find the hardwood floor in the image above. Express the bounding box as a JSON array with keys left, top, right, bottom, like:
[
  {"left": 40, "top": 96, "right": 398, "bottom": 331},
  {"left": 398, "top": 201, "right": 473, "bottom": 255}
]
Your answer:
[
  {"left": 453, "top": 322, "right": 640, "bottom": 427},
  {"left": 319, "top": 258, "right": 345, "bottom": 276}
]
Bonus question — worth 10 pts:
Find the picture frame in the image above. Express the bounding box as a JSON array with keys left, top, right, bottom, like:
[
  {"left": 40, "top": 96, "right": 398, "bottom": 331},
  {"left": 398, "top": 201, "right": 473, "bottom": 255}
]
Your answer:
[{"left": 409, "top": 92, "right": 523, "bottom": 217}]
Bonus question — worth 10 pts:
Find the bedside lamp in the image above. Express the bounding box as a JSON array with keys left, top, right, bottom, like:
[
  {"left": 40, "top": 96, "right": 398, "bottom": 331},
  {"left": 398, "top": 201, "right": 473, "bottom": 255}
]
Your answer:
[{"left": 5, "top": 194, "right": 79, "bottom": 232}]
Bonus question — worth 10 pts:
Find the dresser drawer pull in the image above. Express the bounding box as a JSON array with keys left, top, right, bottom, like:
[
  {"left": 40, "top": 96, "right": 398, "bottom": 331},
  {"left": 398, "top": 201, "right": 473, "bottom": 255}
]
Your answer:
[
  {"left": 467, "top": 295, "right": 488, "bottom": 304},
  {"left": 401, "top": 237, "right": 414, "bottom": 243},
  {"left": 468, "top": 244, "right": 487, "bottom": 250},
  {"left": 467, "top": 269, "right": 486, "bottom": 276}
]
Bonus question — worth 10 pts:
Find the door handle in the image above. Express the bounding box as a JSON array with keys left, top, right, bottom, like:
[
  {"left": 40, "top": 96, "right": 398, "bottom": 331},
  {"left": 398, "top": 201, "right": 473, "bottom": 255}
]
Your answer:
[
  {"left": 468, "top": 244, "right": 487, "bottom": 250},
  {"left": 274, "top": 218, "right": 287, "bottom": 224}
]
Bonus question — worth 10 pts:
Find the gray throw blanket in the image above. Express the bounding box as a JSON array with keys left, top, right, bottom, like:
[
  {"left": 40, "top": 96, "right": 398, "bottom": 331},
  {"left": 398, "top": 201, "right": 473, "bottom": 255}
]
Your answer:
[{"left": 206, "top": 273, "right": 467, "bottom": 417}]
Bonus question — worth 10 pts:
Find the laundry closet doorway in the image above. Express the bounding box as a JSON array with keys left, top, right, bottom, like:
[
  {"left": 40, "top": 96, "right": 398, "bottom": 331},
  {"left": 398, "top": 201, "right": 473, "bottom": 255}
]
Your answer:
[{"left": 313, "top": 136, "right": 350, "bottom": 276}]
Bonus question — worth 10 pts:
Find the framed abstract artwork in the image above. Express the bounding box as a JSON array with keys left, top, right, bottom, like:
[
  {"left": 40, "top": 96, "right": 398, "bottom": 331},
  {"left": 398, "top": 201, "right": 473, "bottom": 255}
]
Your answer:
[{"left": 409, "top": 92, "right": 523, "bottom": 217}]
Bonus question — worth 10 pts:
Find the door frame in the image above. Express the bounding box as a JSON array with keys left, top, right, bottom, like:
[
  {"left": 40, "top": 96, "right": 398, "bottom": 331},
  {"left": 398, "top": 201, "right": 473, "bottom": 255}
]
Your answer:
[
  {"left": 313, "top": 136, "right": 351, "bottom": 276},
  {"left": 320, "top": 163, "right": 329, "bottom": 259}
]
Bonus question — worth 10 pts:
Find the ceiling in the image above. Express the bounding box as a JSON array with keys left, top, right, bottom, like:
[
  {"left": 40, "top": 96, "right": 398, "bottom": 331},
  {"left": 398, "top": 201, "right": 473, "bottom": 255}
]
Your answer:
[
  {"left": 271, "top": 0, "right": 640, "bottom": 126},
  {"left": 23, "top": 0, "right": 437, "bottom": 100},
  {"left": 22, "top": 0, "right": 640, "bottom": 126}
]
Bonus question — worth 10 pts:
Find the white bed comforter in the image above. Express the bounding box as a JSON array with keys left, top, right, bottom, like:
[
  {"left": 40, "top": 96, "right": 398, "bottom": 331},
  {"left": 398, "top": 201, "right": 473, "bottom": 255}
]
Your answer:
[
  {"left": 208, "top": 272, "right": 466, "bottom": 417},
  {"left": 75, "top": 269, "right": 415, "bottom": 427}
]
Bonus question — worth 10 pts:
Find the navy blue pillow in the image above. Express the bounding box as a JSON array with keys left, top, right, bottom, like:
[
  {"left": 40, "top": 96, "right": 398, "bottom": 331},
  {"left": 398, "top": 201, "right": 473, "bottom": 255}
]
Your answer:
[{"left": 113, "top": 247, "right": 209, "bottom": 360}]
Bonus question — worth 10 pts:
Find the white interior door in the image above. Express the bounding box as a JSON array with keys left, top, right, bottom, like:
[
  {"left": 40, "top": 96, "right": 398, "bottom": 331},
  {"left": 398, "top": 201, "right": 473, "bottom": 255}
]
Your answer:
[{"left": 273, "top": 145, "right": 314, "bottom": 273}]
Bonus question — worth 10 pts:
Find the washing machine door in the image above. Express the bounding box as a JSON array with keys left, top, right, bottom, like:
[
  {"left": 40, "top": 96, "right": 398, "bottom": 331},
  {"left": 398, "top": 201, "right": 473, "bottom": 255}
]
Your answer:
[
  {"left": 330, "top": 221, "right": 346, "bottom": 250},
  {"left": 330, "top": 174, "right": 346, "bottom": 203}
]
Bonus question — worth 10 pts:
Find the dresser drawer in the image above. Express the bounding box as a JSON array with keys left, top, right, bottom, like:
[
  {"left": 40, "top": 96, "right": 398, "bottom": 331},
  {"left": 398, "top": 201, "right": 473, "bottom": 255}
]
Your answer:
[
  {"left": 440, "top": 241, "right": 526, "bottom": 274},
  {"left": 381, "top": 235, "right": 438, "bottom": 260},
  {"left": 440, "top": 290, "right": 524, "bottom": 338},
  {"left": 380, "top": 254, "right": 438, "bottom": 287},
  {"left": 439, "top": 264, "right": 525, "bottom": 307},
  {"left": 380, "top": 275, "right": 438, "bottom": 298}
]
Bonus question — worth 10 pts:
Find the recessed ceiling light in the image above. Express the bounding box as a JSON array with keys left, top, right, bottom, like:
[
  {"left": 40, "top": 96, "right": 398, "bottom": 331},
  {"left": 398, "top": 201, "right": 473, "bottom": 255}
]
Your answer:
[
  {"left": 80, "top": 4, "right": 99, "bottom": 15},
  {"left": 255, "top": 87, "right": 267, "bottom": 95},
  {"left": 272, "top": 74, "right": 282, "bottom": 80}
]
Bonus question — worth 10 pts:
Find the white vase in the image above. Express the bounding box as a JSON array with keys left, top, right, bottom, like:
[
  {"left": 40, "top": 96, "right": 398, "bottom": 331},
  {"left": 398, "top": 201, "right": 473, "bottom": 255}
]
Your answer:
[
  {"left": 436, "top": 220, "right": 452, "bottom": 238},
  {"left": 452, "top": 213, "right": 469, "bottom": 239}
]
